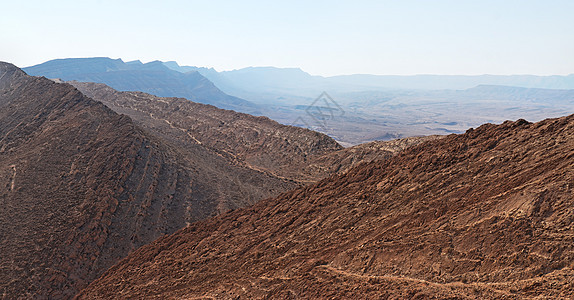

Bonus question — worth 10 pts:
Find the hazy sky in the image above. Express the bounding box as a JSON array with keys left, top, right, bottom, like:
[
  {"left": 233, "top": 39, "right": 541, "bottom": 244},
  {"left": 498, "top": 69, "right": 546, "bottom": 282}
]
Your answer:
[{"left": 2, "top": 0, "right": 573, "bottom": 76}]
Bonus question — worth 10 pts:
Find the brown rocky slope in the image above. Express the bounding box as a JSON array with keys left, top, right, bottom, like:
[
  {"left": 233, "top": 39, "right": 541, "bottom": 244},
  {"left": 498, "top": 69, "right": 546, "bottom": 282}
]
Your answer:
[
  {"left": 300, "top": 135, "right": 443, "bottom": 180},
  {"left": 70, "top": 81, "right": 344, "bottom": 183},
  {"left": 0, "top": 62, "right": 296, "bottom": 298},
  {"left": 79, "top": 115, "right": 574, "bottom": 299},
  {"left": 0, "top": 62, "right": 435, "bottom": 299},
  {"left": 70, "top": 81, "right": 438, "bottom": 183}
]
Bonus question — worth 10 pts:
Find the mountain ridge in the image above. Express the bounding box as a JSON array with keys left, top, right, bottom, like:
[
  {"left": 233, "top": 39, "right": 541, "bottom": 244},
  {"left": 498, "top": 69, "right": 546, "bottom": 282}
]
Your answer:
[
  {"left": 78, "top": 114, "right": 574, "bottom": 299},
  {"left": 69, "top": 81, "right": 344, "bottom": 183},
  {"left": 23, "top": 58, "right": 255, "bottom": 112},
  {"left": 0, "top": 62, "right": 295, "bottom": 298},
  {"left": 69, "top": 81, "right": 438, "bottom": 184},
  {"left": 1, "top": 62, "right": 434, "bottom": 298}
]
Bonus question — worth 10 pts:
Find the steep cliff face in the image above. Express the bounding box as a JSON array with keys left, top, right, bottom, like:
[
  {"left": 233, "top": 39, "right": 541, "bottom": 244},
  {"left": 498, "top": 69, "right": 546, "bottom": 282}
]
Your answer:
[
  {"left": 78, "top": 115, "right": 574, "bottom": 299},
  {"left": 0, "top": 62, "right": 293, "bottom": 299}
]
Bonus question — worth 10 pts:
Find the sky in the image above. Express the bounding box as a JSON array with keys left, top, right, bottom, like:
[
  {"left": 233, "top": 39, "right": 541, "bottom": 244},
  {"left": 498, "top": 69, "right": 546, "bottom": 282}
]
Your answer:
[{"left": 2, "top": 0, "right": 573, "bottom": 76}]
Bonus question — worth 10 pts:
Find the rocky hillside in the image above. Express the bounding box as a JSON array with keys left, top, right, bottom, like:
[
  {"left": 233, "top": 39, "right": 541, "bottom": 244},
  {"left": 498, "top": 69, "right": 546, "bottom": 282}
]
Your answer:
[
  {"left": 71, "top": 81, "right": 360, "bottom": 183},
  {"left": 71, "top": 81, "right": 439, "bottom": 183},
  {"left": 300, "top": 135, "right": 442, "bottom": 180},
  {"left": 0, "top": 62, "right": 295, "bottom": 298},
  {"left": 78, "top": 115, "right": 574, "bottom": 299}
]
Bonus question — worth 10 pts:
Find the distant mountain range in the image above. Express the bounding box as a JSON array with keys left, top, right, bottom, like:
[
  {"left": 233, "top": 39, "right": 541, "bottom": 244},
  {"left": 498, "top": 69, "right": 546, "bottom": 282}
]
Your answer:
[
  {"left": 163, "top": 60, "right": 574, "bottom": 101},
  {"left": 23, "top": 58, "right": 256, "bottom": 112},
  {"left": 27, "top": 58, "right": 574, "bottom": 110},
  {"left": 24, "top": 58, "right": 574, "bottom": 145},
  {"left": 163, "top": 61, "right": 574, "bottom": 143}
]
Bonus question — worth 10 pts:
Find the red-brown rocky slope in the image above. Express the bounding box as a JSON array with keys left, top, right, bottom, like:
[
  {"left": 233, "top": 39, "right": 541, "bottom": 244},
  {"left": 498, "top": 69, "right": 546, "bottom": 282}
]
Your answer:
[
  {"left": 300, "top": 135, "right": 442, "bottom": 179},
  {"left": 70, "top": 81, "right": 438, "bottom": 183},
  {"left": 0, "top": 62, "right": 294, "bottom": 299},
  {"left": 70, "top": 81, "right": 343, "bottom": 183},
  {"left": 79, "top": 115, "right": 574, "bottom": 299}
]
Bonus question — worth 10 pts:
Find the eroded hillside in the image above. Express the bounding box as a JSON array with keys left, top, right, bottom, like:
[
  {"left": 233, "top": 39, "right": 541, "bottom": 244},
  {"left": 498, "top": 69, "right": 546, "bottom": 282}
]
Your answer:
[
  {"left": 79, "top": 115, "right": 574, "bottom": 299},
  {"left": 0, "top": 62, "right": 294, "bottom": 298}
]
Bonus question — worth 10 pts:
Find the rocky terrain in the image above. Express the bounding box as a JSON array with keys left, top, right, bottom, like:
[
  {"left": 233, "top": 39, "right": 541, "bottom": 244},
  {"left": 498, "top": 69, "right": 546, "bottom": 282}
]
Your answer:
[
  {"left": 78, "top": 115, "right": 574, "bottom": 299},
  {"left": 70, "top": 81, "right": 343, "bottom": 183},
  {"left": 0, "top": 63, "right": 435, "bottom": 299},
  {"left": 71, "top": 81, "right": 437, "bottom": 183},
  {"left": 0, "top": 62, "right": 296, "bottom": 298},
  {"left": 299, "top": 135, "right": 443, "bottom": 181}
]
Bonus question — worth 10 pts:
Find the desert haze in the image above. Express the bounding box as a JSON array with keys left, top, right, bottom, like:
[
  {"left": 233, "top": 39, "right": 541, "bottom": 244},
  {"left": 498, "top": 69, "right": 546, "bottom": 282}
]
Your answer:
[
  {"left": 2, "top": 58, "right": 574, "bottom": 299},
  {"left": 2, "top": 2, "right": 574, "bottom": 298},
  {"left": 25, "top": 58, "right": 574, "bottom": 145}
]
